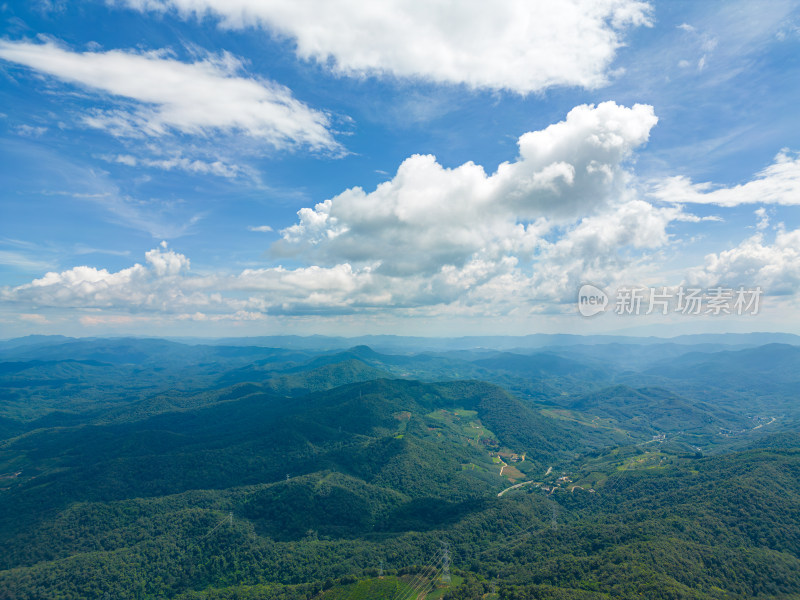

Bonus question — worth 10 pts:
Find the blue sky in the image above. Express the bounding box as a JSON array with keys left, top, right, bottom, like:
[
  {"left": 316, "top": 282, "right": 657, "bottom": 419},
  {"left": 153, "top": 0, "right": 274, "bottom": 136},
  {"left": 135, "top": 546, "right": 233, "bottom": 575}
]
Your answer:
[{"left": 1, "top": 0, "right": 800, "bottom": 338}]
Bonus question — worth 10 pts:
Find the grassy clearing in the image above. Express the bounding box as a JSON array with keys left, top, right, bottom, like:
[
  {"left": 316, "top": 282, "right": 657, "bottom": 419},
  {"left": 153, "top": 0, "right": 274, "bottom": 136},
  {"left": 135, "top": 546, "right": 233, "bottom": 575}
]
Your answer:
[
  {"left": 319, "top": 576, "right": 409, "bottom": 600},
  {"left": 318, "top": 574, "right": 462, "bottom": 600},
  {"left": 453, "top": 409, "right": 478, "bottom": 418},
  {"left": 502, "top": 464, "right": 525, "bottom": 480}
]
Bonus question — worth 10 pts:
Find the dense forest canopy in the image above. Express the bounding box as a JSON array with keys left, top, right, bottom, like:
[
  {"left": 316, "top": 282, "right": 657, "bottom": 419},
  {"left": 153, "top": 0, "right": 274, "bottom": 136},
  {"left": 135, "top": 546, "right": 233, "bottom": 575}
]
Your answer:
[{"left": 1, "top": 334, "right": 799, "bottom": 599}]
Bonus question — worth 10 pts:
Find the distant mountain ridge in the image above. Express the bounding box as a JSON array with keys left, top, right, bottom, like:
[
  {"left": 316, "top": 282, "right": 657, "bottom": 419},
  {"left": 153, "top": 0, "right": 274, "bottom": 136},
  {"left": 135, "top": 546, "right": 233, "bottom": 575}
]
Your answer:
[{"left": 4, "top": 331, "right": 799, "bottom": 353}]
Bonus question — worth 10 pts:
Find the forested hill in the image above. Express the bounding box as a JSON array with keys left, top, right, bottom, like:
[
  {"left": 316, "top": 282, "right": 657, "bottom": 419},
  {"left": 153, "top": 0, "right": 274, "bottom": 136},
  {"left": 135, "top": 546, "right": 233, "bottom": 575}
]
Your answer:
[{"left": 1, "top": 336, "right": 799, "bottom": 599}]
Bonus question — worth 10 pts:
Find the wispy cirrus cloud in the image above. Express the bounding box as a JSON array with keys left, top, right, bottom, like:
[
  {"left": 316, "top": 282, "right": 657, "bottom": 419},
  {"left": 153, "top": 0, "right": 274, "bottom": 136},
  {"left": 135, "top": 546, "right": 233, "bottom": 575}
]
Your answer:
[
  {"left": 0, "top": 38, "right": 342, "bottom": 153},
  {"left": 99, "top": 153, "right": 244, "bottom": 179},
  {"left": 649, "top": 150, "right": 800, "bottom": 206},
  {"left": 42, "top": 188, "right": 207, "bottom": 240},
  {"left": 0, "top": 250, "right": 57, "bottom": 272}
]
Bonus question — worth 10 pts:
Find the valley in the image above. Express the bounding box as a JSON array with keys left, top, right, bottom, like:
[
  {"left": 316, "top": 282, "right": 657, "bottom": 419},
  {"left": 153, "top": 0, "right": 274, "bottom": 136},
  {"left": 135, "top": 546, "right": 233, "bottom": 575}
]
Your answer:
[{"left": 1, "top": 334, "right": 799, "bottom": 599}]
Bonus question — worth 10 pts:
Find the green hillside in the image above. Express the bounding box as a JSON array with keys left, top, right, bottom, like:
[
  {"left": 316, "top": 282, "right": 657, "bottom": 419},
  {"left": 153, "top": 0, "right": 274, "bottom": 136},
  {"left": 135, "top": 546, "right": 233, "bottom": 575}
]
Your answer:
[{"left": 1, "top": 339, "right": 799, "bottom": 599}]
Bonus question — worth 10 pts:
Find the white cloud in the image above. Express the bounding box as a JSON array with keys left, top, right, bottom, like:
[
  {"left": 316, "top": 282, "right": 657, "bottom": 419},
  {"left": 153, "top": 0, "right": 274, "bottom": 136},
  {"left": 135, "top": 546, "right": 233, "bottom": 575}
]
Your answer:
[
  {"left": 177, "top": 310, "right": 266, "bottom": 321},
  {"left": 101, "top": 153, "right": 242, "bottom": 178},
  {"left": 0, "top": 250, "right": 56, "bottom": 271},
  {"left": 1, "top": 103, "right": 670, "bottom": 319},
  {"left": 755, "top": 207, "right": 770, "bottom": 231},
  {"left": 649, "top": 150, "right": 800, "bottom": 206},
  {"left": 776, "top": 21, "right": 800, "bottom": 41},
  {"left": 73, "top": 245, "right": 132, "bottom": 257},
  {"left": 0, "top": 245, "right": 387, "bottom": 316},
  {"left": 19, "top": 313, "right": 50, "bottom": 324},
  {"left": 35, "top": 0, "right": 67, "bottom": 15},
  {"left": 117, "top": 0, "right": 653, "bottom": 94},
  {"left": 0, "top": 39, "right": 341, "bottom": 152},
  {"left": 80, "top": 314, "right": 139, "bottom": 326},
  {"left": 1, "top": 246, "right": 193, "bottom": 309},
  {"left": 247, "top": 225, "right": 274, "bottom": 233},
  {"left": 686, "top": 227, "right": 800, "bottom": 295},
  {"left": 674, "top": 21, "right": 717, "bottom": 74},
  {"left": 15, "top": 124, "right": 48, "bottom": 137},
  {"left": 275, "top": 102, "right": 658, "bottom": 277},
  {"left": 529, "top": 200, "right": 697, "bottom": 300},
  {"left": 10, "top": 102, "right": 754, "bottom": 321},
  {"left": 146, "top": 244, "right": 190, "bottom": 276}
]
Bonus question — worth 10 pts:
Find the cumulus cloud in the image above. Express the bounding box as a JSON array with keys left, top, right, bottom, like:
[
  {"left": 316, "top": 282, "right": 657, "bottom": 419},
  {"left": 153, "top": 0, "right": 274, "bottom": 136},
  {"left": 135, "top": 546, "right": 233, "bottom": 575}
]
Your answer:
[
  {"left": 686, "top": 227, "right": 800, "bottom": 294},
  {"left": 116, "top": 0, "right": 653, "bottom": 94},
  {"left": 0, "top": 39, "right": 340, "bottom": 152},
  {"left": 1, "top": 245, "right": 194, "bottom": 309},
  {"left": 274, "top": 102, "right": 658, "bottom": 277},
  {"left": 1, "top": 245, "right": 388, "bottom": 317},
  {"left": 9, "top": 102, "right": 750, "bottom": 321},
  {"left": 529, "top": 200, "right": 702, "bottom": 300},
  {"left": 650, "top": 150, "right": 800, "bottom": 206},
  {"left": 1, "top": 102, "right": 676, "bottom": 319}
]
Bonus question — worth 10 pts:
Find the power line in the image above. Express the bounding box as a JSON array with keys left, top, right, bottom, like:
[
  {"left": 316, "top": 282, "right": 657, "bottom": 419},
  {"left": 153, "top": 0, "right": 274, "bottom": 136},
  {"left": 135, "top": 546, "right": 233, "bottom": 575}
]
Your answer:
[
  {"left": 441, "top": 542, "right": 451, "bottom": 584},
  {"left": 200, "top": 511, "right": 233, "bottom": 540},
  {"left": 390, "top": 548, "right": 444, "bottom": 600},
  {"left": 396, "top": 555, "right": 442, "bottom": 600},
  {"left": 404, "top": 560, "right": 444, "bottom": 600},
  {"left": 387, "top": 551, "right": 439, "bottom": 600}
]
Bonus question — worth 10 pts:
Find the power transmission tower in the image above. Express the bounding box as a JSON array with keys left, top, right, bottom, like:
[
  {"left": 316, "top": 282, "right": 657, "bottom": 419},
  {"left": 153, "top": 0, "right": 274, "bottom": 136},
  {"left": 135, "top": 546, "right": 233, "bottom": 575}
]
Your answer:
[
  {"left": 378, "top": 560, "right": 384, "bottom": 577},
  {"left": 551, "top": 502, "right": 558, "bottom": 530},
  {"left": 441, "top": 542, "right": 451, "bottom": 584}
]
